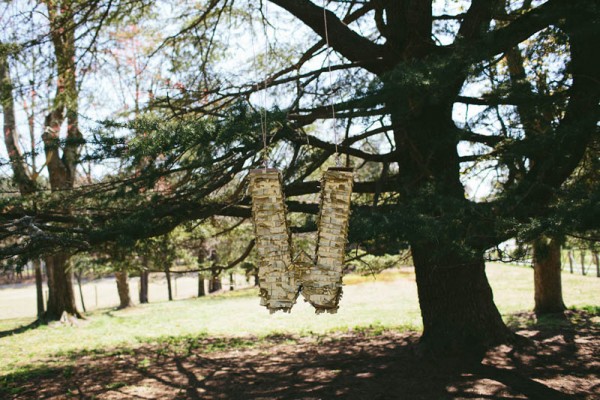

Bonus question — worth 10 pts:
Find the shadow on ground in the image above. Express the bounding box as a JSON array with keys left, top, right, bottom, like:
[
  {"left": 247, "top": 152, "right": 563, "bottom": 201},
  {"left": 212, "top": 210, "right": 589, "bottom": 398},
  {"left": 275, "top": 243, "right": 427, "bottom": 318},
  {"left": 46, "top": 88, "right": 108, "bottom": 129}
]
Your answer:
[
  {"left": 1, "top": 311, "right": 598, "bottom": 400},
  {"left": 0, "top": 320, "right": 40, "bottom": 339}
]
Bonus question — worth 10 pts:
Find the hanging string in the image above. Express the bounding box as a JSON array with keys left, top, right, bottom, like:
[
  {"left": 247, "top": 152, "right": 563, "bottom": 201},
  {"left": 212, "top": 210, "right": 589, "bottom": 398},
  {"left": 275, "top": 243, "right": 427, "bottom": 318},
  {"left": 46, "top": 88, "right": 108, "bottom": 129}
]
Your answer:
[
  {"left": 322, "top": 0, "right": 341, "bottom": 167},
  {"left": 251, "top": 3, "right": 270, "bottom": 170},
  {"left": 261, "top": 1, "right": 270, "bottom": 170}
]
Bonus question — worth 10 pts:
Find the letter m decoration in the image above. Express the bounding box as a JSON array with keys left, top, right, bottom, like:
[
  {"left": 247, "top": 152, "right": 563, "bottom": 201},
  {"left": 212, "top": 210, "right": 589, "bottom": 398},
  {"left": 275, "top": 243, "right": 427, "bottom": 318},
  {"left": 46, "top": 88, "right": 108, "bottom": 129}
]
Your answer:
[{"left": 248, "top": 167, "right": 354, "bottom": 314}]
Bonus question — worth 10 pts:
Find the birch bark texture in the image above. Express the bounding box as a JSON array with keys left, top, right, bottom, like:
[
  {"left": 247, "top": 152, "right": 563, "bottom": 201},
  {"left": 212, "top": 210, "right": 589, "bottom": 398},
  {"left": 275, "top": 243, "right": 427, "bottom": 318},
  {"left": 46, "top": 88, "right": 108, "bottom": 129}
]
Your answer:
[
  {"left": 304, "top": 168, "right": 354, "bottom": 313},
  {"left": 248, "top": 167, "right": 353, "bottom": 314},
  {"left": 248, "top": 169, "right": 299, "bottom": 313}
]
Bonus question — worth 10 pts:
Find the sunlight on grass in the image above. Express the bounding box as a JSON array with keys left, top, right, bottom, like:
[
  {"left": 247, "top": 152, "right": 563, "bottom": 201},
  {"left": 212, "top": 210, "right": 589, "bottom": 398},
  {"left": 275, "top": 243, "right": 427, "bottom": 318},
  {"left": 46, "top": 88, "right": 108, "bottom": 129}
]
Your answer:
[
  {"left": 486, "top": 262, "right": 599, "bottom": 314},
  {"left": 0, "top": 263, "right": 597, "bottom": 376}
]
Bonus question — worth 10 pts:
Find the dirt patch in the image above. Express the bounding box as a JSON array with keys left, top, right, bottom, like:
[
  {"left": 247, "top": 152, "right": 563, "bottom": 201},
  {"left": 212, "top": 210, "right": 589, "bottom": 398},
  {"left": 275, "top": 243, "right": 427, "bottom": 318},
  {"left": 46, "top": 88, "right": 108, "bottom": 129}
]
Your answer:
[{"left": 2, "top": 312, "right": 598, "bottom": 399}]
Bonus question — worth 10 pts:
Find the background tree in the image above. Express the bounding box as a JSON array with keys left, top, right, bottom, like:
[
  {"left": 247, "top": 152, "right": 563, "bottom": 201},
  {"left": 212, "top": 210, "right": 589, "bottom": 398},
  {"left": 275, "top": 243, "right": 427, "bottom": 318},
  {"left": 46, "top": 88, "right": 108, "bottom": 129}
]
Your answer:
[
  {"left": 488, "top": 2, "right": 570, "bottom": 315},
  {"left": 0, "top": 43, "right": 45, "bottom": 317},
  {"left": 103, "top": 247, "right": 134, "bottom": 309},
  {"left": 0, "top": 0, "right": 156, "bottom": 320},
  {"left": 39, "top": 0, "right": 86, "bottom": 320}
]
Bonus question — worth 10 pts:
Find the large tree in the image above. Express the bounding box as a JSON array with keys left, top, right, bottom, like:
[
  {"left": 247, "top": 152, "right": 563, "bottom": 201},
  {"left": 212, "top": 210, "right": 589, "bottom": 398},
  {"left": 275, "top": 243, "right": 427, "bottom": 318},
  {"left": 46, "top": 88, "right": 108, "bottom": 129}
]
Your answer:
[
  {"left": 501, "top": 12, "right": 566, "bottom": 315},
  {"left": 39, "top": 0, "right": 86, "bottom": 320},
  {"left": 0, "top": 0, "right": 153, "bottom": 320},
  {"left": 203, "top": 0, "right": 597, "bottom": 354}
]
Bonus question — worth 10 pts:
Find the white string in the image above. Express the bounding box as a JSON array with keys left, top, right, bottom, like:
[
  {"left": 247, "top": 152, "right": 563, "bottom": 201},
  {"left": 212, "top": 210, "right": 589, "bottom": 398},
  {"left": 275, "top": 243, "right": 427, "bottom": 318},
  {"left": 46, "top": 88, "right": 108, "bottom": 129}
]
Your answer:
[
  {"left": 322, "top": 0, "right": 340, "bottom": 166},
  {"left": 251, "top": 3, "right": 270, "bottom": 170},
  {"left": 261, "top": 1, "right": 270, "bottom": 169}
]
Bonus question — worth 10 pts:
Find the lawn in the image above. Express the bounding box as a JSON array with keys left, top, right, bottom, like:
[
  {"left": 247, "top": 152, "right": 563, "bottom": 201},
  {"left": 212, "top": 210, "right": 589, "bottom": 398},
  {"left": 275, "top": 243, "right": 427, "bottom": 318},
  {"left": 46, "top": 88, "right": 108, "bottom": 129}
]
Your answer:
[{"left": 0, "top": 263, "right": 598, "bottom": 377}]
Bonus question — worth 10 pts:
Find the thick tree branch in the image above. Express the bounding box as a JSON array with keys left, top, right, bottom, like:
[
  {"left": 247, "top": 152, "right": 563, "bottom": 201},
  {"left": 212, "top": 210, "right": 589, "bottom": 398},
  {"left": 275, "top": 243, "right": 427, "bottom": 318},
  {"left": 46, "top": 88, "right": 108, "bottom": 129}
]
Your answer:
[
  {"left": 455, "top": 93, "right": 565, "bottom": 106},
  {"left": 458, "top": 129, "right": 504, "bottom": 147},
  {"left": 268, "top": 0, "right": 385, "bottom": 74},
  {"left": 458, "top": 0, "right": 498, "bottom": 41},
  {"left": 0, "top": 49, "right": 35, "bottom": 194},
  {"left": 281, "top": 127, "right": 394, "bottom": 162},
  {"left": 284, "top": 177, "right": 397, "bottom": 198},
  {"left": 478, "top": 6, "right": 600, "bottom": 249},
  {"left": 462, "top": 0, "right": 573, "bottom": 63},
  {"left": 527, "top": 18, "right": 600, "bottom": 189}
]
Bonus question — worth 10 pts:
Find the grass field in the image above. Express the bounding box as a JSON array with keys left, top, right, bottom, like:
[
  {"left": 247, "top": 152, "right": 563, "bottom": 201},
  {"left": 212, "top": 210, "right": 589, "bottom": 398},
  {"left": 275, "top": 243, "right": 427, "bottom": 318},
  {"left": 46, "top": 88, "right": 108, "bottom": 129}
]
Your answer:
[
  {"left": 0, "top": 273, "right": 254, "bottom": 320},
  {"left": 0, "top": 263, "right": 598, "bottom": 378}
]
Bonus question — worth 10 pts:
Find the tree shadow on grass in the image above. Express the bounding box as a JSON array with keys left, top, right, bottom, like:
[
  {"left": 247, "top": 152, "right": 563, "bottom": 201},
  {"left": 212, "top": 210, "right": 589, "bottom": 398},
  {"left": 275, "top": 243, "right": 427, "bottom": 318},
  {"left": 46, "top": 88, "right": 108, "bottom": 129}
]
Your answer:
[
  {"left": 0, "top": 319, "right": 40, "bottom": 339},
  {"left": 1, "top": 313, "right": 598, "bottom": 400}
]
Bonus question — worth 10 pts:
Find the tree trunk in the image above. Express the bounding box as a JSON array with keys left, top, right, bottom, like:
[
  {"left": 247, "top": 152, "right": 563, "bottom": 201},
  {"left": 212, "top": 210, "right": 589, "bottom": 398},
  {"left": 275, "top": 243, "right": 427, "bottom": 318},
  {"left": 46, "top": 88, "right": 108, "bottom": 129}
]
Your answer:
[
  {"left": 165, "top": 265, "right": 173, "bottom": 301},
  {"left": 209, "top": 268, "right": 222, "bottom": 293},
  {"left": 568, "top": 250, "right": 574, "bottom": 274},
  {"left": 139, "top": 270, "right": 149, "bottom": 304},
  {"left": 411, "top": 245, "right": 512, "bottom": 357},
  {"left": 115, "top": 270, "right": 132, "bottom": 309},
  {"left": 75, "top": 271, "right": 86, "bottom": 313},
  {"left": 229, "top": 272, "right": 234, "bottom": 291},
  {"left": 580, "top": 250, "right": 586, "bottom": 275},
  {"left": 254, "top": 269, "right": 259, "bottom": 287},
  {"left": 533, "top": 237, "right": 566, "bottom": 314},
  {"left": 33, "top": 259, "right": 45, "bottom": 318},
  {"left": 45, "top": 253, "right": 81, "bottom": 320},
  {"left": 38, "top": 2, "right": 82, "bottom": 321},
  {"left": 594, "top": 252, "right": 599, "bottom": 278},
  {"left": 198, "top": 273, "right": 205, "bottom": 297}
]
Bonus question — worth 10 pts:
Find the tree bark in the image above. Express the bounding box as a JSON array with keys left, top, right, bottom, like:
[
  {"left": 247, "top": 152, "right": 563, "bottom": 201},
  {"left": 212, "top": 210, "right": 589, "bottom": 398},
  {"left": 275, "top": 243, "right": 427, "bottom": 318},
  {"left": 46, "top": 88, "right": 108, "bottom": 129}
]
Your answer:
[
  {"left": 580, "top": 250, "right": 586, "bottom": 275},
  {"left": 33, "top": 259, "right": 45, "bottom": 318},
  {"left": 411, "top": 246, "right": 512, "bottom": 357},
  {"left": 165, "top": 265, "right": 173, "bottom": 301},
  {"left": 198, "top": 273, "right": 205, "bottom": 297},
  {"left": 533, "top": 237, "right": 566, "bottom": 314},
  {"left": 45, "top": 253, "right": 81, "bottom": 320},
  {"left": 139, "top": 269, "right": 149, "bottom": 304},
  {"left": 115, "top": 270, "right": 132, "bottom": 309},
  {"left": 209, "top": 267, "right": 222, "bottom": 293}
]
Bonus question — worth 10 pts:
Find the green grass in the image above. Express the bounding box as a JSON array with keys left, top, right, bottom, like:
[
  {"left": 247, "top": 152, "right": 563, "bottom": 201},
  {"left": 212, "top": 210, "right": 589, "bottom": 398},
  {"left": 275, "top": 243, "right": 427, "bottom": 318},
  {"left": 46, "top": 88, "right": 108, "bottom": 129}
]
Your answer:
[{"left": 0, "top": 263, "right": 598, "bottom": 377}]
